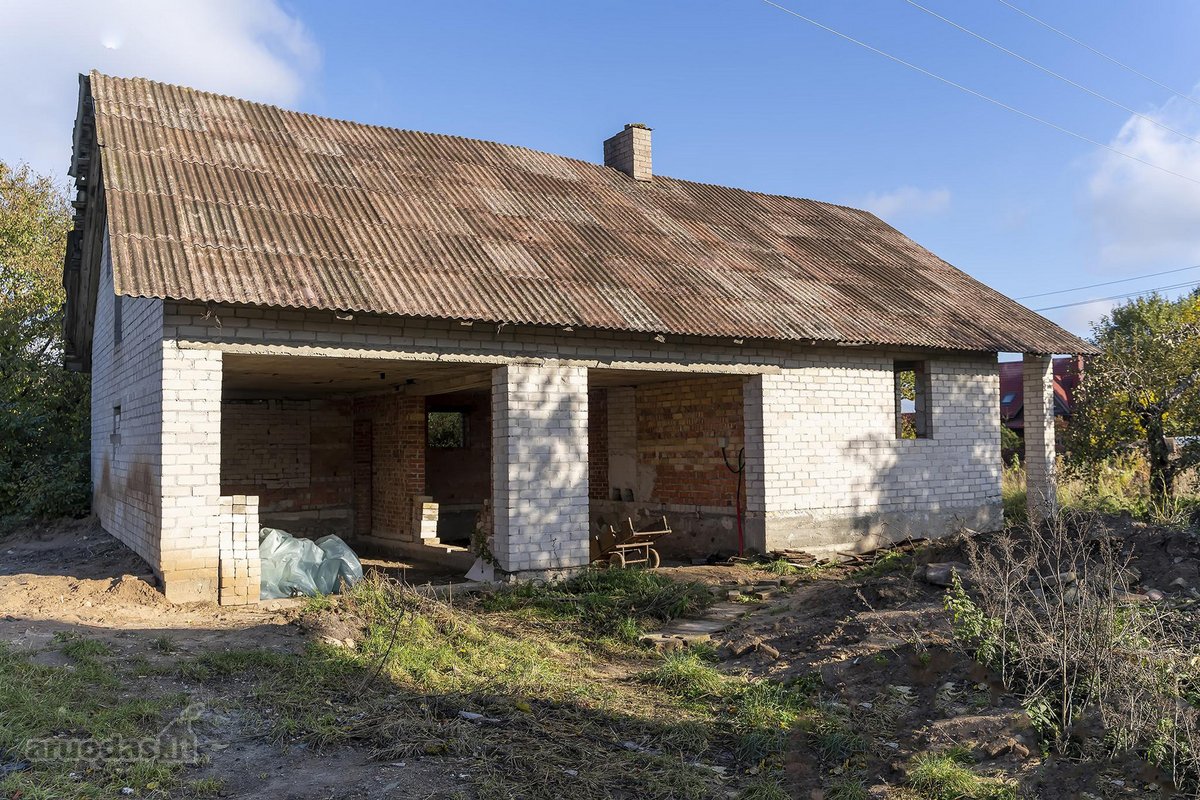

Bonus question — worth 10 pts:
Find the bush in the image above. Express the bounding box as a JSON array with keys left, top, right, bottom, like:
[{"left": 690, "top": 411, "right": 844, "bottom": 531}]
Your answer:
[{"left": 948, "top": 514, "right": 1200, "bottom": 789}]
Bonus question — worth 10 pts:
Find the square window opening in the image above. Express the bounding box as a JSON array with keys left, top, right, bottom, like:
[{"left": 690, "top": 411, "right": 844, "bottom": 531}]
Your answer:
[
  {"left": 894, "top": 360, "right": 932, "bottom": 440},
  {"left": 427, "top": 410, "right": 467, "bottom": 449}
]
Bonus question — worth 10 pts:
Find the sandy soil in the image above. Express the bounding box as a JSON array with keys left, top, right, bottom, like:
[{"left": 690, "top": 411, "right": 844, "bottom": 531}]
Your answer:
[{"left": 0, "top": 519, "right": 471, "bottom": 799}]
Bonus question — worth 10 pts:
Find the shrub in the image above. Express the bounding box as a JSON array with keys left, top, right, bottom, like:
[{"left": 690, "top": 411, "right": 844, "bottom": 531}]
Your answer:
[{"left": 948, "top": 513, "right": 1200, "bottom": 789}]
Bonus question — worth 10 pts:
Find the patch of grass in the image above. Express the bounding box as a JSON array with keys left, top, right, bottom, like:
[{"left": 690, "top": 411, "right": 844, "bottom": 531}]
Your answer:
[
  {"left": 60, "top": 637, "right": 111, "bottom": 660},
  {"left": 151, "top": 635, "right": 176, "bottom": 653},
  {"left": 810, "top": 707, "right": 867, "bottom": 762},
  {"left": 906, "top": 749, "right": 1016, "bottom": 800},
  {"left": 731, "top": 680, "right": 814, "bottom": 764},
  {"left": 478, "top": 566, "right": 712, "bottom": 642},
  {"left": 0, "top": 643, "right": 185, "bottom": 798},
  {"left": 641, "top": 651, "right": 724, "bottom": 701},
  {"left": 826, "top": 774, "right": 871, "bottom": 800},
  {"left": 739, "top": 774, "right": 792, "bottom": 800}
]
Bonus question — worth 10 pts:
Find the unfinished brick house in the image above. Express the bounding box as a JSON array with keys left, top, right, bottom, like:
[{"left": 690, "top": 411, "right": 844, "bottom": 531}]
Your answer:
[{"left": 62, "top": 72, "right": 1092, "bottom": 603}]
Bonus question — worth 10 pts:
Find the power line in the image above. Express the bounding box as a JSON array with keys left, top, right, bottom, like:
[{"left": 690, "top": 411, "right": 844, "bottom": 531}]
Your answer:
[
  {"left": 1033, "top": 280, "right": 1199, "bottom": 312},
  {"left": 1016, "top": 263, "right": 1200, "bottom": 300},
  {"left": 994, "top": 0, "right": 1200, "bottom": 109},
  {"left": 757, "top": 0, "right": 1200, "bottom": 187},
  {"left": 904, "top": 0, "right": 1200, "bottom": 148}
]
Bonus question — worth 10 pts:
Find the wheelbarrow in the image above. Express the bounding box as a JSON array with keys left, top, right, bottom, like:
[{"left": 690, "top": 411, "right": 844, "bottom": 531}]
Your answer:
[{"left": 597, "top": 516, "right": 672, "bottom": 569}]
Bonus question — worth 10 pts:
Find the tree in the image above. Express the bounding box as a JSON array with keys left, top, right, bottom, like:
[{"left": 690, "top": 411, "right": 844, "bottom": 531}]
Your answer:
[
  {"left": 1066, "top": 291, "right": 1200, "bottom": 503},
  {"left": 0, "top": 161, "right": 90, "bottom": 522}
]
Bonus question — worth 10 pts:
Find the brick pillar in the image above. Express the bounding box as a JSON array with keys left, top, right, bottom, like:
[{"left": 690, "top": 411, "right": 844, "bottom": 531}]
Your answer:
[
  {"left": 491, "top": 364, "right": 590, "bottom": 578},
  {"left": 159, "top": 344, "right": 223, "bottom": 602},
  {"left": 1023, "top": 354, "right": 1057, "bottom": 525}
]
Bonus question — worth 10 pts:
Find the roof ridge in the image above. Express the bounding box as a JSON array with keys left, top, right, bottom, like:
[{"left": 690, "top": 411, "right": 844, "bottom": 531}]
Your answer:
[{"left": 89, "top": 70, "right": 873, "bottom": 216}]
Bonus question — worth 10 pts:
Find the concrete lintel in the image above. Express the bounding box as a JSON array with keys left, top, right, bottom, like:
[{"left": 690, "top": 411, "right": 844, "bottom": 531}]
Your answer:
[{"left": 174, "top": 340, "right": 782, "bottom": 376}]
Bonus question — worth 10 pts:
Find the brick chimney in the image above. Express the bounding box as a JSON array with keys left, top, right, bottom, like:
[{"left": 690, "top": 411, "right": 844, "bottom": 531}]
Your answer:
[{"left": 603, "top": 123, "right": 652, "bottom": 181}]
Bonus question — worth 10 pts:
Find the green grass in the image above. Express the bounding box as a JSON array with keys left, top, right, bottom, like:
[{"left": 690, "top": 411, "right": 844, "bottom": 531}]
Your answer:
[
  {"left": 826, "top": 774, "right": 871, "bottom": 800},
  {"left": 478, "top": 566, "right": 712, "bottom": 642},
  {"left": 640, "top": 651, "right": 724, "bottom": 701},
  {"left": 906, "top": 749, "right": 1016, "bottom": 800},
  {"left": 0, "top": 643, "right": 188, "bottom": 798},
  {"left": 855, "top": 548, "right": 910, "bottom": 579}
]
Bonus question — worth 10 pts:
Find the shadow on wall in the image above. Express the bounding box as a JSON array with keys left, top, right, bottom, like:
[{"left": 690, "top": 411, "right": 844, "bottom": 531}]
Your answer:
[{"left": 827, "top": 432, "right": 1002, "bottom": 551}]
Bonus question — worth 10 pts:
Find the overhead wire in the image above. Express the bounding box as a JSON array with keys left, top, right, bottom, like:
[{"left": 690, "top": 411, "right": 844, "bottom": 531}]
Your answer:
[
  {"left": 1032, "top": 280, "right": 1199, "bottom": 312},
  {"left": 757, "top": 0, "right": 1200, "bottom": 187},
  {"left": 993, "top": 0, "right": 1200, "bottom": 109},
  {"left": 904, "top": 0, "right": 1200, "bottom": 148},
  {"left": 1015, "top": 264, "right": 1200, "bottom": 300}
]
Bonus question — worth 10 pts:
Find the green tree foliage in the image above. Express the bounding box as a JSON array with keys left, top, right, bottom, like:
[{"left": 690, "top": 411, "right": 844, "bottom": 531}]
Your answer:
[
  {"left": 1066, "top": 291, "right": 1200, "bottom": 502},
  {"left": 0, "top": 161, "right": 89, "bottom": 522}
]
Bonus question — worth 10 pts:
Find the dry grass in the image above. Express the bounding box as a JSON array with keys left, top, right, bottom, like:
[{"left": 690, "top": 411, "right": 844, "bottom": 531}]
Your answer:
[{"left": 948, "top": 512, "right": 1200, "bottom": 792}]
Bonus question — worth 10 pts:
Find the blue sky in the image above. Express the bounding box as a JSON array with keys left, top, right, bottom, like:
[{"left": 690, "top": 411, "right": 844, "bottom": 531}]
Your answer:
[{"left": 5, "top": 0, "right": 1200, "bottom": 339}]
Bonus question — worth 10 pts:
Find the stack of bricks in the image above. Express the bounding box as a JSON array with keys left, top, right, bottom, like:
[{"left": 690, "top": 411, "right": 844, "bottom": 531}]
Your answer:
[
  {"left": 218, "top": 495, "right": 261, "bottom": 605},
  {"left": 413, "top": 496, "right": 440, "bottom": 540}
]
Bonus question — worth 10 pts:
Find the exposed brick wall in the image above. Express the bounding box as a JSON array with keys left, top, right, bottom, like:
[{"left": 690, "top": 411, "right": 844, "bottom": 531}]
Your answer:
[
  {"left": 588, "top": 388, "right": 609, "bottom": 501},
  {"left": 635, "top": 376, "right": 745, "bottom": 507},
  {"left": 353, "top": 393, "right": 425, "bottom": 542},
  {"left": 425, "top": 390, "right": 491, "bottom": 506},
  {"left": 744, "top": 351, "right": 1003, "bottom": 553},
  {"left": 92, "top": 231, "right": 165, "bottom": 574},
  {"left": 219, "top": 398, "right": 354, "bottom": 537},
  {"left": 221, "top": 400, "right": 310, "bottom": 489}
]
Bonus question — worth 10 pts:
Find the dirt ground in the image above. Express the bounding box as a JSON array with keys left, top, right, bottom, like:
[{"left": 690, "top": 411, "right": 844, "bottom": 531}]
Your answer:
[
  {"left": 2, "top": 517, "right": 1198, "bottom": 798},
  {"left": 0, "top": 518, "right": 475, "bottom": 799}
]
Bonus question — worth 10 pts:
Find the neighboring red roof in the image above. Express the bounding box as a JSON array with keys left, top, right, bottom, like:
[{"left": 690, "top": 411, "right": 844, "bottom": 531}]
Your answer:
[{"left": 1000, "top": 356, "right": 1083, "bottom": 429}]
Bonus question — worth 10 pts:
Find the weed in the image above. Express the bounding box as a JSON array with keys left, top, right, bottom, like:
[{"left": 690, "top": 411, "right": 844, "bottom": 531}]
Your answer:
[
  {"left": 151, "top": 635, "right": 176, "bottom": 653},
  {"left": 60, "top": 637, "right": 111, "bottom": 661},
  {"left": 856, "top": 548, "right": 909, "bottom": 579},
  {"left": 738, "top": 774, "right": 791, "bottom": 800},
  {"left": 906, "top": 749, "right": 1016, "bottom": 799},
  {"left": 826, "top": 774, "right": 871, "bottom": 800},
  {"left": 641, "top": 651, "right": 724, "bottom": 701},
  {"left": 478, "top": 567, "right": 711, "bottom": 641}
]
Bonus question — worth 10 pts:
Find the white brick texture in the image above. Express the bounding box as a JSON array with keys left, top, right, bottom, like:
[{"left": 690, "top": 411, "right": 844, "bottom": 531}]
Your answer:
[
  {"left": 744, "top": 350, "right": 1003, "bottom": 553},
  {"left": 491, "top": 364, "right": 590, "bottom": 575},
  {"left": 1023, "top": 355, "right": 1057, "bottom": 524}
]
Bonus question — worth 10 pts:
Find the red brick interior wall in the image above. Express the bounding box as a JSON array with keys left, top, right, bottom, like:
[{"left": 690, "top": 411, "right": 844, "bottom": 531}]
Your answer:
[
  {"left": 636, "top": 376, "right": 745, "bottom": 507},
  {"left": 424, "top": 390, "right": 490, "bottom": 506},
  {"left": 353, "top": 394, "right": 425, "bottom": 541},
  {"left": 588, "top": 388, "right": 609, "bottom": 501},
  {"left": 220, "top": 399, "right": 354, "bottom": 535}
]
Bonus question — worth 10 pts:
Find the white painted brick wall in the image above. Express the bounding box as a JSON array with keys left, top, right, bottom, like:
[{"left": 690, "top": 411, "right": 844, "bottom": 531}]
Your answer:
[{"left": 491, "top": 364, "right": 590, "bottom": 575}]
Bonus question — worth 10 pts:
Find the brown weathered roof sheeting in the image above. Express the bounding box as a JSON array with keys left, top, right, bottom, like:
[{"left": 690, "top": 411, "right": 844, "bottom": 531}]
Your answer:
[{"left": 90, "top": 72, "right": 1091, "bottom": 354}]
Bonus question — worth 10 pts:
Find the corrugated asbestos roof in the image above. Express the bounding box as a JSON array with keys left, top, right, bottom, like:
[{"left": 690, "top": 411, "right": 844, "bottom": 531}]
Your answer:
[{"left": 88, "top": 71, "right": 1092, "bottom": 354}]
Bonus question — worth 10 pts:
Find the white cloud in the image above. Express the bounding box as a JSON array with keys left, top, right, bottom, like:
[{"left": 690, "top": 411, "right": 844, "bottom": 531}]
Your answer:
[
  {"left": 0, "top": 0, "right": 318, "bottom": 179},
  {"left": 857, "top": 186, "right": 951, "bottom": 222},
  {"left": 1087, "top": 92, "right": 1200, "bottom": 269}
]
